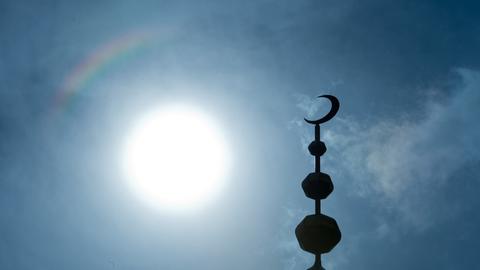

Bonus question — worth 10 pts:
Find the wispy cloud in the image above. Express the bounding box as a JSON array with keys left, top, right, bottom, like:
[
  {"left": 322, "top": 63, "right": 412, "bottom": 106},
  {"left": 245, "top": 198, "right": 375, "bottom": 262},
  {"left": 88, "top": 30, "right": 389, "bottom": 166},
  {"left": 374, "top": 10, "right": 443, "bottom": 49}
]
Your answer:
[
  {"left": 294, "top": 69, "right": 480, "bottom": 232},
  {"left": 274, "top": 205, "right": 311, "bottom": 270}
]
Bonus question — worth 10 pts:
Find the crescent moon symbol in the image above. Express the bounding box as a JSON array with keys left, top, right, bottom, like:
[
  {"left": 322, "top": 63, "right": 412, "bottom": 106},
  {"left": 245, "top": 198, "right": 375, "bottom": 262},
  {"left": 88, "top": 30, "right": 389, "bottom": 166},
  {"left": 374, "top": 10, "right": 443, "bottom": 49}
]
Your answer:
[{"left": 304, "top": 95, "right": 340, "bottom": 125}]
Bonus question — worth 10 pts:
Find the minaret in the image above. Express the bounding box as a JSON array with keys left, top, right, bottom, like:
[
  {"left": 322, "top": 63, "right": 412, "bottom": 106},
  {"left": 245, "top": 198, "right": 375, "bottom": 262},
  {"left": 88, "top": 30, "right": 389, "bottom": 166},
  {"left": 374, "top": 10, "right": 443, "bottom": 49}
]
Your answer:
[{"left": 295, "top": 95, "right": 341, "bottom": 270}]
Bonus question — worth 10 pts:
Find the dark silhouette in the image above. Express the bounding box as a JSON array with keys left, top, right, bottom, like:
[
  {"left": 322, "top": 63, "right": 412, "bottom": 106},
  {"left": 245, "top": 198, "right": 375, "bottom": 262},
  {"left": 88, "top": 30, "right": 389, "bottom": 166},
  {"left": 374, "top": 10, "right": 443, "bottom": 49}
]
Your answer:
[{"left": 295, "top": 95, "right": 341, "bottom": 270}]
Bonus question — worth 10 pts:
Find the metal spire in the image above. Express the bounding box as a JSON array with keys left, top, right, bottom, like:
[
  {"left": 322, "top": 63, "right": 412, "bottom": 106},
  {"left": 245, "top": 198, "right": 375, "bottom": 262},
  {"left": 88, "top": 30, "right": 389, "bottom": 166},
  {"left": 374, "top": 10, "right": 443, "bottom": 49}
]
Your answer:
[{"left": 295, "top": 95, "right": 341, "bottom": 270}]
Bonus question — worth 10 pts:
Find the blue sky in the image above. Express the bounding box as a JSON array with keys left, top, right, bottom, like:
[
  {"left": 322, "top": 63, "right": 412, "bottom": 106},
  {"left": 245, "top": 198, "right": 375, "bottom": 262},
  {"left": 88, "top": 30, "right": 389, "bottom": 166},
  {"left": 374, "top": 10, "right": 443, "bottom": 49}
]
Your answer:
[{"left": 1, "top": 1, "right": 479, "bottom": 269}]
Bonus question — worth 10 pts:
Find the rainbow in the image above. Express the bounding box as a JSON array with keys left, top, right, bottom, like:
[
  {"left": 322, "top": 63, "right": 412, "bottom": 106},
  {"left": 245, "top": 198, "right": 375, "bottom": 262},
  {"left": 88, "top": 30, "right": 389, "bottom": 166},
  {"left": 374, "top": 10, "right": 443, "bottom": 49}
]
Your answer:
[{"left": 54, "top": 30, "right": 154, "bottom": 113}]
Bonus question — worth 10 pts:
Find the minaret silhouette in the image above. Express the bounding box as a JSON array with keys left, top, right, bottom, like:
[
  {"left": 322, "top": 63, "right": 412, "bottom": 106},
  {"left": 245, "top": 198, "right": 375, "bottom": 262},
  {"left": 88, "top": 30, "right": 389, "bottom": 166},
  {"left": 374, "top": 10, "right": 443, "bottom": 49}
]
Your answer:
[{"left": 295, "top": 95, "right": 341, "bottom": 270}]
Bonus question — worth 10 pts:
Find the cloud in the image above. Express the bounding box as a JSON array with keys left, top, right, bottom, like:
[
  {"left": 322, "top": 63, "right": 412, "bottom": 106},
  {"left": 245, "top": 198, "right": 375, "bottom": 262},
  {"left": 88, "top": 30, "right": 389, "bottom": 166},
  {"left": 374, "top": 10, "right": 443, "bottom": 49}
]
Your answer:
[
  {"left": 294, "top": 68, "right": 480, "bottom": 232},
  {"left": 273, "top": 205, "right": 311, "bottom": 270}
]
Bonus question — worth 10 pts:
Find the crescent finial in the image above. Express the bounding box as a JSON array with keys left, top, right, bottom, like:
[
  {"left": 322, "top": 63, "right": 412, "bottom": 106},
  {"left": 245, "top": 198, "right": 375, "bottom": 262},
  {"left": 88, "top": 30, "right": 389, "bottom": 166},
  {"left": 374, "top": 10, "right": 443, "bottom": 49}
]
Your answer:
[{"left": 304, "top": 95, "right": 340, "bottom": 125}]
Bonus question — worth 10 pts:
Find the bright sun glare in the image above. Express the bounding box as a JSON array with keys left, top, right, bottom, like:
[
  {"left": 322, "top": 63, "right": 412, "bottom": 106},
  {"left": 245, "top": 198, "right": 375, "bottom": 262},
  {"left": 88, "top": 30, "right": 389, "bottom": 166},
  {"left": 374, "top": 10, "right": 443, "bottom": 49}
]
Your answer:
[{"left": 123, "top": 104, "right": 230, "bottom": 211}]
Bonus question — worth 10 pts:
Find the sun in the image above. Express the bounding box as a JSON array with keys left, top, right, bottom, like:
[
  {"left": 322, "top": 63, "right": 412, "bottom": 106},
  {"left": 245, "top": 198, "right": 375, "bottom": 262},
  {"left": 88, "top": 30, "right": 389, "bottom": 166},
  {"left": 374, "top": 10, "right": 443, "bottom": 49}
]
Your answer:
[{"left": 123, "top": 104, "right": 231, "bottom": 211}]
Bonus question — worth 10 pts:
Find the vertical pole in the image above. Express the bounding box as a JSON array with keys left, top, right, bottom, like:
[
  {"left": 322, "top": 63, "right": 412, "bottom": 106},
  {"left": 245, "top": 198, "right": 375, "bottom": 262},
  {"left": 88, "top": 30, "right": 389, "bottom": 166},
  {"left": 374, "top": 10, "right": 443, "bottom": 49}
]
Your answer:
[
  {"left": 312, "top": 254, "right": 324, "bottom": 270},
  {"left": 314, "top": 124, "right": 321, "bottom": 215},
  {"left": 314, "top": 124, "right": 322, "bottom": 269},
  {"left": 314, "top": 124, "right": 320, "bottom": 173}
]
